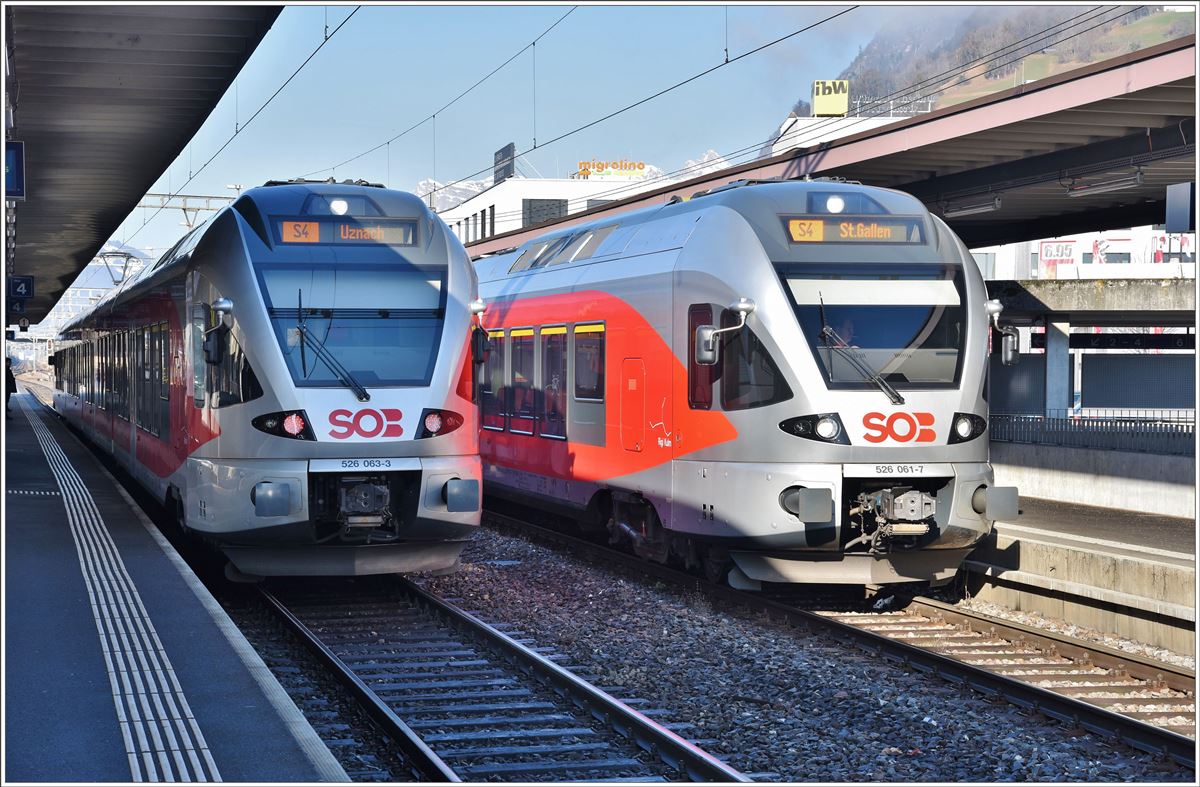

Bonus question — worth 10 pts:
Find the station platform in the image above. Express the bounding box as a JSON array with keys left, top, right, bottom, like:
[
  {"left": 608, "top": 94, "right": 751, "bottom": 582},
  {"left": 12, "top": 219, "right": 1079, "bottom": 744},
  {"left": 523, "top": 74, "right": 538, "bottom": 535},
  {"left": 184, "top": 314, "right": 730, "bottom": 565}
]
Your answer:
[
  {"left": 966, "top": 496, "right": 1195, "bottom": 655},
  {"left": 4, "top": 392, "right": 348, "bottom": 782}
]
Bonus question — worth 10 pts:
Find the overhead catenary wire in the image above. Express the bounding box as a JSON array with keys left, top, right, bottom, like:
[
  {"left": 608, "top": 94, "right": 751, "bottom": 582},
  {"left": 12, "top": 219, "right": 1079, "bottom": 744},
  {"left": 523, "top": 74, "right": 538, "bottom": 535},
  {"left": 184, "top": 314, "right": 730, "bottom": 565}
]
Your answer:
[
  {"left": 304, "top": 6, "right": 577, "bottom": 178},
  {"left": 449, "top": 4, "right": 1142, "bottom": 229},
  {"left": 459, "top": 3, "right": 1131, "bottom": 221},
  {"left": 120, "top": 7, "right": 362, "bottom": 250},
  {"left": 424, "top": 6, "right": 858, "bottom": 203}
]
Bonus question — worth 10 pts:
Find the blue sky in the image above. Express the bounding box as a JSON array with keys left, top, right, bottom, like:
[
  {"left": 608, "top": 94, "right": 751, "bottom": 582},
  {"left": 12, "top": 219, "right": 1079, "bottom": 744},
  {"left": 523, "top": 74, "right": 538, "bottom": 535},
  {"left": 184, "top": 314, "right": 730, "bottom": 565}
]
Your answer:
[{"left": 115, "top": 3, "right": 951, "bottom": 255}]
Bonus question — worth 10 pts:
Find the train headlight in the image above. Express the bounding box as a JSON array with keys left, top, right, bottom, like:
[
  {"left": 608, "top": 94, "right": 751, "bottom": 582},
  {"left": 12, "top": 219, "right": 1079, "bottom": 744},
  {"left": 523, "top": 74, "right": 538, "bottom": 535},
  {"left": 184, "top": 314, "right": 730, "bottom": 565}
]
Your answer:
[
  {"left": 779, "top": 413, "right": 850, "bottom": 445},
  {"left": 417, "top": 408, "right": 464, "bottom": 439},
  {"left": 815, "top": 416, "right": 841, "bottom": 440},
  {"left": 252, "top": 410, "right": 316, "bottom": 440},
  {"left": 330, "top": 198, "right": 349, "bottom": 215},
  {"left": 825, "top": 195, "right": 845, "bottom": 214},
  {"left": 948, "top": 412, "right": 987, "bottom": 444}
]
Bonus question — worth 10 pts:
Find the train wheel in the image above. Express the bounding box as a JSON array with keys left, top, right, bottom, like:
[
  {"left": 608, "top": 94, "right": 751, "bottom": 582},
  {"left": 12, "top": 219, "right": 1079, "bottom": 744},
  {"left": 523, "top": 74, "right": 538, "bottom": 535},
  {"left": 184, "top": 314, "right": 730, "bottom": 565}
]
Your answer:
[
  {"left": 606, "top": 499, "right": 669, "bottom": 564},
  {"left": 166, "top": 489, "right": 187, "bottom": 534},
  {"left": 702, "top": 546, "right": 732, "bottom": 584}
]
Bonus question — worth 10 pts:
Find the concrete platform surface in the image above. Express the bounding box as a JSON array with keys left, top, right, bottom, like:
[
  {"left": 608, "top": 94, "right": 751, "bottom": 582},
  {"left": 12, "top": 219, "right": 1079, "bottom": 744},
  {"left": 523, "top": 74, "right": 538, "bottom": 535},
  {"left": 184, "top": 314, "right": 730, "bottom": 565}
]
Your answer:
[
  {"left": 1006, "top": 497, "right": 1195, "bottom": 557},
  {"left": 4, "top": 393, "right": 348, "bottom": 783}
]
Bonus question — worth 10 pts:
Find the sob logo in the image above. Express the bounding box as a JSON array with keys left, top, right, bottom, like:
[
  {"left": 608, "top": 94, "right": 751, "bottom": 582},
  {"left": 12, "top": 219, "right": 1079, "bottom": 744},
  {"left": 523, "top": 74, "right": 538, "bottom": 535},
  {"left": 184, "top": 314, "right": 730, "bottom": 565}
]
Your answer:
[
  {"left": 863, "top": 412, "right": 936, "bottom": 443},
  {"left": 329, "top": 408, "right": 404, "bottom": 439}
]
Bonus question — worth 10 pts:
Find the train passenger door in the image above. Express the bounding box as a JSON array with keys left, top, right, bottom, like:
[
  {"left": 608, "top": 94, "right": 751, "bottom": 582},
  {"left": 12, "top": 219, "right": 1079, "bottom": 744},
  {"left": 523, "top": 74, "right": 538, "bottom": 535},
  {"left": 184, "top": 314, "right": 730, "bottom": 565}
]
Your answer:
[{"left": 620, "top": 358, "right": 645, "bottom": 452}]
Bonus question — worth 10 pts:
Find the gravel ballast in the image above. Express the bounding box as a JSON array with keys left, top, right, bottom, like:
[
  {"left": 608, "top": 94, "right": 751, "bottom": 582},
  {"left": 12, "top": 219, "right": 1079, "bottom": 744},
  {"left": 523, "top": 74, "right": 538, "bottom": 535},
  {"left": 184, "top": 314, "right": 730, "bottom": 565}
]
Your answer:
[{"left": 424, "top": 527, "right": 1193, "bottom": 782}]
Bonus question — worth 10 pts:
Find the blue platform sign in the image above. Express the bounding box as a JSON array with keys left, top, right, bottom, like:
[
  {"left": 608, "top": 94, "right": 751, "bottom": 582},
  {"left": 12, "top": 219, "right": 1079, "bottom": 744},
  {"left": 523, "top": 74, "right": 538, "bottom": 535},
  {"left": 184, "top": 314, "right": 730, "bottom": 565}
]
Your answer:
[
  {"left": 6, "top": 141, "right": 25, "bottom": 201},
  {"left": 9, "top": 276, "right": 34, "bottom": 299}
]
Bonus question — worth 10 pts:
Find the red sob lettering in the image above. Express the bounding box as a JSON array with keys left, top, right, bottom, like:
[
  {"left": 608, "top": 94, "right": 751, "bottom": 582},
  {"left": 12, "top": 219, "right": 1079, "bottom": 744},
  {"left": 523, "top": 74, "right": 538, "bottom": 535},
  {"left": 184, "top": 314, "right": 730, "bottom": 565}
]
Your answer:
[
  {"left": 328, "top": 408, "right": 405, "bottom": 439},
  {"left": 862, "top": 412, "right": 936, "bottom": 443}
]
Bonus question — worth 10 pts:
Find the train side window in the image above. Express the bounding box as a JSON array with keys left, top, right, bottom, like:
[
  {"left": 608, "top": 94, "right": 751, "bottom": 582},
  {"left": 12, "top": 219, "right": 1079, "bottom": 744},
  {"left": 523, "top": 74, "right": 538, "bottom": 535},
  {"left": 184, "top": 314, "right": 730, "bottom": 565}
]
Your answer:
[
  {"left": 103, "top": 336, "right": 111, "bottom": 411},
  {"left": 688, "top": 304, "right": 715, "bottom": 410},
  {"left": 96, "top": 337, "right": 105, "bottom": 410},
  {"left": 573, "top": 324, "right": 605, "bottom": 401},
  {"left": 481, "top": 330, "right": 506, "bottom": 430},
  {"left": 148, "top": 325, "right": 159, "bottom": 434},
  {"left": 210, "top": 323, "right": 263, "bottom": 409},
  {"left": 509, "top": 329, "right": 536, "bottom": 434},
  {"left": 116, "top": 333, "right": 127, "bottom": 419},
  {"left": 136, "top": 328, "right": 149, "bottom": 431},
  {"left": 720, "top": 311, "right": 793, "bottom": 411},
  {"left": 191, "top": 306, "right": 207, "bottom": 408},
  {"left": 541, "top": 327, "right": 567, "bottom": 439},
  {"left": 159, "top": 322, "right": 170, "bottom": 433}
]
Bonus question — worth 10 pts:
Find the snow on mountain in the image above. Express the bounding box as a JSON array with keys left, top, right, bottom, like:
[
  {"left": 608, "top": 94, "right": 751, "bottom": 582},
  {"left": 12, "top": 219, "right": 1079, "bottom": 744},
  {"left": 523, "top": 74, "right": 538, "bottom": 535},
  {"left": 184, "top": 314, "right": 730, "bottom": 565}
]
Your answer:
[
  {"left": 679, "top": 149, "right": 731, "bottom": 179},
  {"left": 416, "top": 176, "right": 494, "bottom": 212}
]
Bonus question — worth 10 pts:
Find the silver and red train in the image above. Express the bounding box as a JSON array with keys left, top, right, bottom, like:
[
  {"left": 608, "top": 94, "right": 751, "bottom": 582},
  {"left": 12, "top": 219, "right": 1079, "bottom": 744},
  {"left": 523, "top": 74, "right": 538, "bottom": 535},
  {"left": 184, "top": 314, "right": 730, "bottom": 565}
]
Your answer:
[
  {"left": 474, "top": 179, "right": 1018, "bottom": 588},
  {"left": 52, "top": 180, "right": 482, "bottom": 576}
]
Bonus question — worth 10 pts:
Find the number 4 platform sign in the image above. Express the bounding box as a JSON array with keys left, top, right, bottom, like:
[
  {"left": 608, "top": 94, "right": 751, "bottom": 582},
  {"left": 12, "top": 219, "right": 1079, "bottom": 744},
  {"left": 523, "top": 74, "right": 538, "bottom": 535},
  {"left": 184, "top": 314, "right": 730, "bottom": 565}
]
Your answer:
[{"left": 8, "top": 276, "right": 34, "bottom": 300}]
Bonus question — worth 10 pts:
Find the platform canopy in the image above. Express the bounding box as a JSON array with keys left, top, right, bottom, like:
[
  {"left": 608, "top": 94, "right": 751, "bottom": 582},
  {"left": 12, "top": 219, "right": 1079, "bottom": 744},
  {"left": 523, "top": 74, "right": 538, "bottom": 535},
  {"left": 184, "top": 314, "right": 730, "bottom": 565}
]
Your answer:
[{"left": 6, "top": 5, "right": 282, "bottom": 323}]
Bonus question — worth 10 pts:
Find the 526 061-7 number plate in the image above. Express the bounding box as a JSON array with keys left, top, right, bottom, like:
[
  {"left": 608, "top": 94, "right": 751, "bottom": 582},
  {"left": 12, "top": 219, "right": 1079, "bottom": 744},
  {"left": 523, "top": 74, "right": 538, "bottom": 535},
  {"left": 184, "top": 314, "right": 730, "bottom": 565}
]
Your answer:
[
  {"left": 309, "top": 458, "right": 421, "bottom": 473},
  {"left": 843, "top": 463, "right": 953, "bottom": 478}
]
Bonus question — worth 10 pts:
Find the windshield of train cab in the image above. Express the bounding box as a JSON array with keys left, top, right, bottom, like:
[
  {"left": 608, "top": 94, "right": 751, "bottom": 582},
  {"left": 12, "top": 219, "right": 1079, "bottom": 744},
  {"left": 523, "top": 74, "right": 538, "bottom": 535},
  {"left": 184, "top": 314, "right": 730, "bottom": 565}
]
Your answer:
[
  {"left": 255, "top": 263, "right": 445, "bottom": 387},
  {"left": 776, "top": 263, "right": 966, "bottom": 389}
]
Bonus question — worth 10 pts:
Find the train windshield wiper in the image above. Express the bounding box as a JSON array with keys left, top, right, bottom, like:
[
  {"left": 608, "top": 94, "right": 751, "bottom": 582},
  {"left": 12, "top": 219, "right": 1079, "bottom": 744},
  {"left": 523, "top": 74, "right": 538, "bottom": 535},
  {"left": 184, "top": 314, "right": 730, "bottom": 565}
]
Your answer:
[
  {"left": 817, "top": 293, "right": 904, "bottom": 405},
  {"left": 295, "top": 289, "right": 370, "bottom": 402}
]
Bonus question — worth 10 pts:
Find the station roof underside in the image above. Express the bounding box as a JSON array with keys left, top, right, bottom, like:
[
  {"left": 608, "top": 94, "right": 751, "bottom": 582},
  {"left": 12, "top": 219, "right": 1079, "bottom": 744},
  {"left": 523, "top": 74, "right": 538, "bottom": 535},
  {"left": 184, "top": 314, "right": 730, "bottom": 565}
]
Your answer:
[
  {"left": 6, "top": 5, "right": 281, "bottom": 323},
  {"left": 986, "top": 279, "right": 1196, "bottom": 327},
  {"left": 467, "top": 35, "right": 1196, "bottom": 257}
]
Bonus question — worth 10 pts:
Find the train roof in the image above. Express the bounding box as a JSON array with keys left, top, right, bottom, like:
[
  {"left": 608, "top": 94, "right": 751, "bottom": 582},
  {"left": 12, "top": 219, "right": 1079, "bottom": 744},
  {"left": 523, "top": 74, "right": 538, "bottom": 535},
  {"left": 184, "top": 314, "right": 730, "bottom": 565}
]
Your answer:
[
  {"left": 475, "top": 179, "right": 944, "bottom": 284},
  {"left": 238, "top": 179, "right": 433, "bottom": 220},
  {"left": 58, "top": 181, "right": 440, "bottom": 338}
]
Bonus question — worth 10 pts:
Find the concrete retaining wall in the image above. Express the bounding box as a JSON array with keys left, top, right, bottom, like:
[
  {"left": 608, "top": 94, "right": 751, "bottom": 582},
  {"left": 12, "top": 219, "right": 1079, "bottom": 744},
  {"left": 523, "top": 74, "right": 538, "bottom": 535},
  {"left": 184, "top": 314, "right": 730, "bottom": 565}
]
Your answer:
[
  {"left": 991, "top": 442, "right": 1195, "bottom": 517},
  {"left": 967, "top": 525, "right": 1195, "bottom": 654}
]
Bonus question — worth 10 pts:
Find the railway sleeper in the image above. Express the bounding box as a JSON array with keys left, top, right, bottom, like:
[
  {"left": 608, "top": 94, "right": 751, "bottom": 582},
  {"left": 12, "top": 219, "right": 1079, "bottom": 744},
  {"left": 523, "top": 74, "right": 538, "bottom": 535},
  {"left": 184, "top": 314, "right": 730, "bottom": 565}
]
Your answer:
[
  {"left": 354, "top": 667, "right": 504, "bottom": 681},
  {"left": 1087, "top": 697, "right": 1196, "bottom": 708},
  {"left": 367, "top": 677, "right": 518, "bottom": 692},
  {"left": 397, "top": 700, "right": 558, "bottom": 714},
  {"left": 439, "top": 741, "right": 613, "bottom": 759},
  {"left": 452, "top": 757, "right": 653, "bottom": 777},
  {"left": 407, "top": 713, "right": 578, "bottom": 729},
  {"left": 381, "top": 688, "right": 534, "bottom": 703},
  {"left": 423, "top": 727, "right": 600, "bottom": 743}
]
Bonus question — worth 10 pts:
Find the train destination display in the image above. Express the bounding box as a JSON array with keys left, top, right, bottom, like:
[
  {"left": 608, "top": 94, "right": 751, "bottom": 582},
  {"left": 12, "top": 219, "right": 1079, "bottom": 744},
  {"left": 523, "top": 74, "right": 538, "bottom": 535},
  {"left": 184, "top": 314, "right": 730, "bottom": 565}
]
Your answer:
[{"left": 784, "top": 215, "right": 924, "bottom": 244}]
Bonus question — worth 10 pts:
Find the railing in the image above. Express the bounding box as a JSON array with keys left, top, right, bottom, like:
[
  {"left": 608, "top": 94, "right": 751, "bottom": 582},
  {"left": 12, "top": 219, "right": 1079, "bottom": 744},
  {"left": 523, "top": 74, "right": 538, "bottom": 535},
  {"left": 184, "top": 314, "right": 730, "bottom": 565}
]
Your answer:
[{"left": 990, "top": 410, "right": 1196, "bottom": 456}]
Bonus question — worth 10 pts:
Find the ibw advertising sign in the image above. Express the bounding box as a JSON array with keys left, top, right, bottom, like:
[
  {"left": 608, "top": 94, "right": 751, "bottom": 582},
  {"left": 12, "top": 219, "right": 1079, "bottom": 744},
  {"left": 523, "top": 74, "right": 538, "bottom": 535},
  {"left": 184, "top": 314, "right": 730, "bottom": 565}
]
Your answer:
[
  {"left": 1039, "top": 240, "right": 1075, "bottom": 279},
  {"left": 812, "top": 80, "right": 849, "bottom": 116}
]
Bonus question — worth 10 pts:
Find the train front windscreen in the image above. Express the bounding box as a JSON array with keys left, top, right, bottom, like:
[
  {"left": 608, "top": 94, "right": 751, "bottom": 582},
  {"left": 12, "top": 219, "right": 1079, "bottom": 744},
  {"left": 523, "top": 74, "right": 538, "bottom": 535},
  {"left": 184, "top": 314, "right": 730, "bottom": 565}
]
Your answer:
[
  {"left": 776, "top": 263, "right": 967, "bottom": 389},
  {"left": 256, "top": 263, "right": 446, "bottom": 388}
]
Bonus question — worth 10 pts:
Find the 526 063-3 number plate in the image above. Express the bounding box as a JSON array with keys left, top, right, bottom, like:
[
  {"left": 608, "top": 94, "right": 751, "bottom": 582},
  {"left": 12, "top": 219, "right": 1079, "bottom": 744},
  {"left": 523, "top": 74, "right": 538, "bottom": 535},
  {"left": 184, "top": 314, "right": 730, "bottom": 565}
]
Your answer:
[
  {"left": 309, "top": 458, "right": 421, "bottom": 473},
  {"left": 843, "top": 463, "right": 953, "bottom": 478}
]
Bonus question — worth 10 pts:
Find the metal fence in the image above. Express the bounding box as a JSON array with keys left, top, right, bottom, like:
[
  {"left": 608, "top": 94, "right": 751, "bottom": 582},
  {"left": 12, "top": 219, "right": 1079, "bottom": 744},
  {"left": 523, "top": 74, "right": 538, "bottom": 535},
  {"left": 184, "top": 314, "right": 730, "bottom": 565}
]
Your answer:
[{"left": 990, "top": 410, "right": 1196, "bottom": 456}]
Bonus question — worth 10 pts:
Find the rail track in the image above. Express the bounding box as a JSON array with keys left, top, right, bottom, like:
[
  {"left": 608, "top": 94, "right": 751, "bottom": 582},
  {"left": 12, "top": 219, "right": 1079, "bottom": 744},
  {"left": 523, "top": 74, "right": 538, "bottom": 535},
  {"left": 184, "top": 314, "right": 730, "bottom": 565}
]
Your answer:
[
  {"left": 483, "top": 508, "right": 1196, "bottom": 769},
  {"left": 260, "top": 577, "right": 752, "bottom": 782},
  {"left": 23, "top": 376, "right": 1192, "bottom": 769}
]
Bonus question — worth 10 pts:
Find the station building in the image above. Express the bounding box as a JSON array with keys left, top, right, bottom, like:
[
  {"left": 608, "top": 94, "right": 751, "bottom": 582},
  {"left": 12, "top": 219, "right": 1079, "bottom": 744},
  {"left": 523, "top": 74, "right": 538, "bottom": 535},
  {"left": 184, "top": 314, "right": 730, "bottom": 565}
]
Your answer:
[{"left": 439, "top": 161, "right": 666, "bottom": 245}]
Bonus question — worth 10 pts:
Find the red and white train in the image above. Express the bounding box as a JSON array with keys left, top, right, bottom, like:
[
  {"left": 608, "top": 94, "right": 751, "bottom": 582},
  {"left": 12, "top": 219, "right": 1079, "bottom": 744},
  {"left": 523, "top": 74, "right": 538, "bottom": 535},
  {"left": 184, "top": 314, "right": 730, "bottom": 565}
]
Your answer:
[
  {"left": 474, "top": 179, "right": 1018, "bottom": 589},
  {"left": 53, "top": 180, "right": 482, "bottom": 576}
]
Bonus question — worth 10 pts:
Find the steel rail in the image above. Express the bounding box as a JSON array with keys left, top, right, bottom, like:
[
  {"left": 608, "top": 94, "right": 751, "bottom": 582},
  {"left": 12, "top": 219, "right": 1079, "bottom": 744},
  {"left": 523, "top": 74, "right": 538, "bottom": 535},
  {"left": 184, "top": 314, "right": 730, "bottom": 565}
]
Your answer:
[
  {"left": 396, "top": 577, "right": 753, "bottom": 782},
  {"left": 258, "top": 588, "right": 462, "bottom": 782},
  {"left": 484, "top": 509, "right": 1196, "bottom": 769},
  {"left": 905, "top": 597, "right": 1195, "bottom": 693}
]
